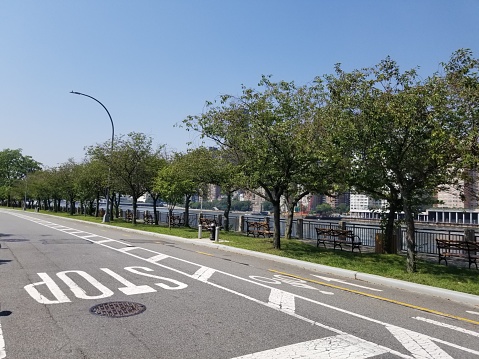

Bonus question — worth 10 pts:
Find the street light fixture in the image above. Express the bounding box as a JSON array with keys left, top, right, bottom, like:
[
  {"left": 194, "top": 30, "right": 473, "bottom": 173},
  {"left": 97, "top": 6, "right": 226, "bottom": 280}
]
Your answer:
[{"left": 70, "top": 91, "right": 114, "bottom": 223}]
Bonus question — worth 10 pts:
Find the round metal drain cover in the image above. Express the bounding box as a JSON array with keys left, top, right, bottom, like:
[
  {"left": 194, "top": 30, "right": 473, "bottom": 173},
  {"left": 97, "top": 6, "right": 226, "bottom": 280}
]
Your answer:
[{"left": 89, "top": 301, "right": 146, "bottom": 318}]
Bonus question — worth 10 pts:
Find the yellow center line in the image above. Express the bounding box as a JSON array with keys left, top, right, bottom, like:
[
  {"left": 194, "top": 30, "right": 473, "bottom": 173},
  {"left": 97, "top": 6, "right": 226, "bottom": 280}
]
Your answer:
[
  {"left": 269, "top": 269, "right": 479, "bottom": 326},
  {"left": 196, "top": 251, "right": 214, "bottom": 256}
]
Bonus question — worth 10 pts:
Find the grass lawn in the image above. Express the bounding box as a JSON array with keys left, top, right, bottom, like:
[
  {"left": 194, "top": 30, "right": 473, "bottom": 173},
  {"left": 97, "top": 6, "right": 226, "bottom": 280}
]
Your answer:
[{"left": 17, "top": 210, "right": 479, "bottom": 296}]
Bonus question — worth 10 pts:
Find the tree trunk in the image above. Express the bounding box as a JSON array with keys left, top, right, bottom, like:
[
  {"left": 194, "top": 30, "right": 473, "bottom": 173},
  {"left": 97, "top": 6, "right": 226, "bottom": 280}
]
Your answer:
[
  {"left": 184, "top": 195, "right": 191, "bottom": 227},
  {"left": 285, "top": 200, "right": 296, "bottom": 239},
  {"left": 168, "top": 207, "right": 173, "bottom": 229},
  {"left": 152, "top": 196, "right": 159, "bottom": 225},
  {"left": 272, "top": 199, "right": 281, "bottom": 249},
  {"left": 69, "top": 197, "right": 75, "bottom": 216},
  {"left": 132, "top": 197, "right": 138, "bottom": 224},
  {"left": 223, "top": 192, "right": 232, "bottom": 231},
  {"left": 95, "top": 192, "right": 100, "bottom": 217},
  {"left": 401, "top": 191, "right": 417, "bottom": 273},
  {"left": 384, "top": 202, "right": 397, "bottom": 253}
]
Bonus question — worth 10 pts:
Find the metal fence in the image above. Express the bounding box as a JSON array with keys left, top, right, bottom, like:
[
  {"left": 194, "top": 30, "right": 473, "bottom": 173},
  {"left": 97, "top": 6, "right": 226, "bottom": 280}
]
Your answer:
[{"left": 111, "top": 209, "right": 477, "bottom": 256}]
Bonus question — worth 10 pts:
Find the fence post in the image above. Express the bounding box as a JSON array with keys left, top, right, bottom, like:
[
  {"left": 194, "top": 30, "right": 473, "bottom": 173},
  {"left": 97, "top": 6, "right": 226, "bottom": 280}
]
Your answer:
[
  {"left": 239, "top": 215, "right": 244, "bottom": 233},
  {"left": 464, "top": 228, "right": 475, "bottom": 242},
  {"left": 296, "top": 218, "right": 303, "bottom": 239}
]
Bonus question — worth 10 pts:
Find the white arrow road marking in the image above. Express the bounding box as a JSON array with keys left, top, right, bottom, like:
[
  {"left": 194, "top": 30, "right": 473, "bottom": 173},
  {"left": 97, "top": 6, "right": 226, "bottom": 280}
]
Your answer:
[
  {"left": 387, "top": 325, "right": 454, "bottom": 358},
  {"left": 0, "top": 320, "right": 5, "bottom": 359},
  {"left": 231, "top": 334, "right": 391, "bottom": 359},
  {"left": 268, "top": 289, "right": 295, "bottom": 313},
  {"left": 413, "top": 317, "right": 479, "bottom": 337},
  {"left": 311, "top": 274, "right": 383, "bottom": 291}
]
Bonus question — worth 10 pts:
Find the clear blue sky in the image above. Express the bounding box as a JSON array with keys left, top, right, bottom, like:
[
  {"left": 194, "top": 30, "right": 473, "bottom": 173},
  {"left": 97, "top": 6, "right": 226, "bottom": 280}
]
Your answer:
[{"left": 1, "top": 0, "right": 478, "bottom": 168}]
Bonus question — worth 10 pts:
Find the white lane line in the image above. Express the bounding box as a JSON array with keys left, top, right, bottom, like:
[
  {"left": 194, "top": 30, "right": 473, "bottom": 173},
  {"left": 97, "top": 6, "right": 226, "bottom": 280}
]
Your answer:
[
  {"left": 80, "top": 235, "right": 99, "bottom": 239},
  {"left": 147, "top": 253, "right": 169, "bottom": 262},
  {"left": 0, "top": 319, "right": 5, "bottom": 359},
  {"left": 117, "top": 246, "right": 138, "bottom": 252},
  {"left": 413, "top": 316, "right": 479, "bottom": 337},
  {"left": 467, "top": 311, "right": 479, "bottom": 316},
  {"left": 232, "top": 334, "right": 390, "bottom": 359},
  {"left": 311, "top": 274, "right": 383, "bottom": 292},
  {"left": 95, "top": 239, "right": 115, "bottom": 244},
  {"left": 268, "top": 289, "right": 295, "bottom": 313},
  {"left": 192, "top": 266, "right": 216, "bottom": 282}
]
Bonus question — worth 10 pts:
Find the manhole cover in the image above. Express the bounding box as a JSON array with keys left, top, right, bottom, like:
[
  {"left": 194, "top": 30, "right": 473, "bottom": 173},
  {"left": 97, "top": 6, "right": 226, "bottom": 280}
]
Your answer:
[{"left": 89, "top": 301, "right": 146, "bottom": 318}]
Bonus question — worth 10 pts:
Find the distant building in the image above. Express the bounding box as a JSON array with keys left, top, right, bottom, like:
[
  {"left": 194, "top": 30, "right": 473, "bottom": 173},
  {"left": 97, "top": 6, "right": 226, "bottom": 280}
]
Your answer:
[
  {"left": 349, "top": 193, "right": 387, "bottom": 218},
  {"left": 435, "top": 170, "right": 478, "bottom": 209}
]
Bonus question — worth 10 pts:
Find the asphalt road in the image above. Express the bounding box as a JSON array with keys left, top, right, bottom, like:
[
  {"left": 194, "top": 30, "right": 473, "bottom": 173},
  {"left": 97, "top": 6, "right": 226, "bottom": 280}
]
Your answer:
[{"left": 1, "top": 209, "right": 479, "bottom": 358}]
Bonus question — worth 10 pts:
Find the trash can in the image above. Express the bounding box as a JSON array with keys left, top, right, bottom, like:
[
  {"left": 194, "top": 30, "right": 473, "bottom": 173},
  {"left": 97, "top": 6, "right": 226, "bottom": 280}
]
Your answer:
[{"left": 209, "top": 224, "right": 216, "bottom": 241}]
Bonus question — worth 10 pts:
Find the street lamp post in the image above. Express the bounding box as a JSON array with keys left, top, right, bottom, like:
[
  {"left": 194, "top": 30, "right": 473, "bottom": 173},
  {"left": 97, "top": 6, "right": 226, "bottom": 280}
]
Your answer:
[{"left": 70, "top": 91, "right": 114, "bottom": 223}]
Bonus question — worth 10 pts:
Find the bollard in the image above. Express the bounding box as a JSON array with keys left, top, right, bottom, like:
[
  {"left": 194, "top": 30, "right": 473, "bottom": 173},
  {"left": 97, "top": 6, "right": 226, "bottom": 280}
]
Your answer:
[
  {"left": 198, "top": 224, "right": 202, "bottom": 239},
  {"left": 210, "top": 224, "right": 216, "bottom": 241},
  {"left": 215, "top": 225, "right": 220, "bottom": 242}
]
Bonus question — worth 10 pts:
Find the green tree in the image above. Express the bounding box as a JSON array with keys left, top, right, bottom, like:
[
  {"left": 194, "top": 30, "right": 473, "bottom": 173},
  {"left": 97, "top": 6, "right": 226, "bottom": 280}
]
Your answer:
[
  {"left": 441, "top": 49, "right": 479, "bottom": 203},
  {"left": 315, "top": 203, "right": 332, "bottom": 215},
  {"left": 0, "top": 149, "right": 41, "bottom": 207},
  {"left": 326, "top": 57, "right": 461, "bottom": 272},
  {"left": 154, "top": 161, "right": 194, "bottom": 229},
  {"left": 56, "top": 159, "right": 82, "bottom": 215},
  {"left": 87, "top": 132, "right": 160, "bottom": 224},
  {"left": 144, "top": 151, "right": 168, "bottom": 225},
  {"left": 75, "top": 159, "right": 107, "bottom": 216},
  {"left": 184, "top": 76, "right": 327, "bottom": 249}
]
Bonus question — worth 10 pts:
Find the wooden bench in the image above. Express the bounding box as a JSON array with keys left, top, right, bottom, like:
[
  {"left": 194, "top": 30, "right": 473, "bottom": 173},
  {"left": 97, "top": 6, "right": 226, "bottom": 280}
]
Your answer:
[
  {"left": 315, "top": 228, "right": 362, "bottom": 252},
  {"left": 200, "top": 218, "right": 217, "bottom": 231},
  {"left": 436, "top": 239, "right": 478, "bottom": 269},
  {"left": 168, "top": 214, "right": 183, "bottom": 227},
  {"left": 246, "top": 221, "right": 273, "bottom": 238},
  {"left": 143, "top": 212, "right": 154, "bottom": 224}
]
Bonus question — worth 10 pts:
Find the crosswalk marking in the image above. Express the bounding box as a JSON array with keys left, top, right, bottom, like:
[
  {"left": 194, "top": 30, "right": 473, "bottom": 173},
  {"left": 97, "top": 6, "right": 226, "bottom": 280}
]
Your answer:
[
  {"left": 387, "top": 325, "right": 454, "bottom": 358},
  {"left": 0, "top": 319, "right": 6, "bottom": 359},
  {"left": 192, "top": 266, "right": 216, "bottom": 282},
  {"left": 268, "top": 288, "right": 295, "bottom": 313},
  {"left": 232, "top": 334, "right": 392, "bottom": 359},
  {"left": 413, "top": 317, "right": 479, "bottom": 337}
]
